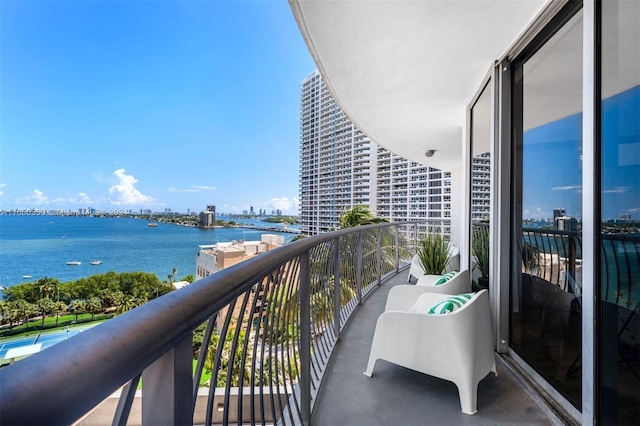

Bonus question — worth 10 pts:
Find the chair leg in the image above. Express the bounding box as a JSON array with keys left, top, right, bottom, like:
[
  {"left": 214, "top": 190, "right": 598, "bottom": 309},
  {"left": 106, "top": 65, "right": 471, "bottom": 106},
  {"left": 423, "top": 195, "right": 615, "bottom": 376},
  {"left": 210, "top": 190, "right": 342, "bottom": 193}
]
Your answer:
[
  {"left": 457, "top": 382, "right": 478, "bottom": 415},
  {"left": 363, "top": 356, "right": 376, "bottom": 377}
]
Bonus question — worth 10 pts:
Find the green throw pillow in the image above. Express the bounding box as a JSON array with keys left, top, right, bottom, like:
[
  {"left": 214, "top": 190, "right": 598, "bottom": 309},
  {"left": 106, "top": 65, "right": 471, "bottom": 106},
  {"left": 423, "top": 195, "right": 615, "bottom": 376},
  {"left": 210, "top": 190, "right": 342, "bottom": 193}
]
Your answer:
[
  {"left": 434, "top": 271, "right": 458, "bottom": 285},
  {"left": 427, "top": 293, "right": 474, "bottom": 314}
]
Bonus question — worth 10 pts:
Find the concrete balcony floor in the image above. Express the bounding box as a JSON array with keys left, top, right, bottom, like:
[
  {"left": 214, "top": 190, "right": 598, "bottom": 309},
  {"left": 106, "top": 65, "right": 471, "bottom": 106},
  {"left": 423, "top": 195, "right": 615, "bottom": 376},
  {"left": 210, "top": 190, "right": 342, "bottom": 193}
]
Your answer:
[{"left": 311, "top": 272, "right": 566, "bottom": 426}]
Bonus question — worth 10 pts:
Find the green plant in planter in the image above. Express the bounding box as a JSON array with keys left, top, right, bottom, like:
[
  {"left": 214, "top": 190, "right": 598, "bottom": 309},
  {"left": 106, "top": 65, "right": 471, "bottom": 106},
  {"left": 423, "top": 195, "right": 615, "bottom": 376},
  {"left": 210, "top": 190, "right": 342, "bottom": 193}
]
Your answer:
[
  {"left": 472, "top": 225, "right": 490, "bottom": 288},
  {"left": 417, "top": 233, "right": 452, "bottom": 275}
]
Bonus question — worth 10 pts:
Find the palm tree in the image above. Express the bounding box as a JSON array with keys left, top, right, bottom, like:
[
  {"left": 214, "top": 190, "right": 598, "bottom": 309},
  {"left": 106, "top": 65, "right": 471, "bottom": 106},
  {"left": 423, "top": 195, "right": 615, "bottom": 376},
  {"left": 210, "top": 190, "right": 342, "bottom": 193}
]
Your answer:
[
  {"left": 35, "top": 277, "right": 57, "bottom": 300},
  {"left": 338, "top": 205, "right": 397, "bottom": 283},
  {"left": 37, "top": 298, "right": 56, "bottom": 326},
  {"left": 13, "top": 299, "right": 36, "bottom": 330},
  {"left": 53, "top": 301, "right": 67, "bottom": 326},
  {"left": 69, "top": 299, "right": 87, "bottom": 321},
  {"left": 116, "top": 295, "right": 144, "bottom": 315},
  {"left": 87, "top": 297, "right": 102, "bottom": 320},
  {"left": 0, "top": 300, "right": 9, "bottom": 322},
  {"left": 338, "top": 205, "right": 387, "bottom": 229}
]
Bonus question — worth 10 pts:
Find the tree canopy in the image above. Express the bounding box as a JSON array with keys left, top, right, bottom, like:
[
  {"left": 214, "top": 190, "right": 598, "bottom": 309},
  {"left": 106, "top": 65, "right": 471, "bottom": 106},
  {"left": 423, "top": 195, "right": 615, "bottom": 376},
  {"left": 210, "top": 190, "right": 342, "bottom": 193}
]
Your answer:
[{"left": 338, "top": 205, "right": 388, "bottom": 229}]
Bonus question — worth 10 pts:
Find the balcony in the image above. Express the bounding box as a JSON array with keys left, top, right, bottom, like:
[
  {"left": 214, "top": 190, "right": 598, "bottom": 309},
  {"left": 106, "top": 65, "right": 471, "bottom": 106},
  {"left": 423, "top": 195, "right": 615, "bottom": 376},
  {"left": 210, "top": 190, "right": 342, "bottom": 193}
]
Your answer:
[{"left": 0, "top": 222, "right": 565, "bottom": 425}]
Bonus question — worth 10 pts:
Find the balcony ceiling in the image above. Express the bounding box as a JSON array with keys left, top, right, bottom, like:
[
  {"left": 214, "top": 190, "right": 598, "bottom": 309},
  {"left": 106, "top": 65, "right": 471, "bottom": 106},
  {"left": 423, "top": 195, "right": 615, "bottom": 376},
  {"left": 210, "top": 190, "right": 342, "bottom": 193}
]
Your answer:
[{"left": 290, "top": 0, "right": 547, "bottom": 171}]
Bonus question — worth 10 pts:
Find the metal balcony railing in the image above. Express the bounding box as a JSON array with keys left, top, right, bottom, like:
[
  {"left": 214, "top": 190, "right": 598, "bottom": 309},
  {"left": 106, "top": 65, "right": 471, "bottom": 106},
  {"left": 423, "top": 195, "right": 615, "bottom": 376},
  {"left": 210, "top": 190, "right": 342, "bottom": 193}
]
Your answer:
[
  {"left": 518, "top": 226, "right": 639, "bottom": 309},
  {"left": 0, "top": 220, "right": 448, "bottom": 425}
]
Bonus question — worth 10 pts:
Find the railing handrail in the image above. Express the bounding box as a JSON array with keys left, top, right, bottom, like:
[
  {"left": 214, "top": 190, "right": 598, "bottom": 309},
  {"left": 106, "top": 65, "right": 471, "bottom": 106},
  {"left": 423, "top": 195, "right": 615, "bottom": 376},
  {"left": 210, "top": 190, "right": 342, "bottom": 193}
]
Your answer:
[
  {"left": 521, "top": 226, "right": 581, "bottom": 238},
  {"left": 521, "top": 226, "right": 640, "bottom": 243},
  {"left": 0, "top": 220, "right": 436, "bottom": 425}
]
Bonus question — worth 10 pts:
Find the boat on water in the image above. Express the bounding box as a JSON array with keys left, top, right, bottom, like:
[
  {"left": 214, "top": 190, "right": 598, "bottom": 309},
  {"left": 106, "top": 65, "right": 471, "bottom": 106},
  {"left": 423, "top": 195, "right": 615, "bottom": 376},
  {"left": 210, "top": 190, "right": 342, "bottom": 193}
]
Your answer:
[
  {"left": 22, "top": 275, "right": 32, "bottom": 279},
  {"left": 89, "top": 260, "right": 102, "bottom": 265},
  {"left": 66, "top": 261, "right": 81, "bottom": 266},
  {"left": 147, "top": 223, "right": 158, "bottom": 227}
]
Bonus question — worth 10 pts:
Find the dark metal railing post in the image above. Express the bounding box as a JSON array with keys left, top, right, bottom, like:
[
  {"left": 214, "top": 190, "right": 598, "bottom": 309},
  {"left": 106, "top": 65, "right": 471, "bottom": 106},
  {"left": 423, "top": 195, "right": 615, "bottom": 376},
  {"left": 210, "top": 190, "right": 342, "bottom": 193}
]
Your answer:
[
  {"left": 394, "top": 225, "right": 399, "bottom": 271},
  {"left": 333, "top": 238, "right": 341, "bottom": 339},
  {"left": 568, "top": 235, "right": 576, "bottom": 292},
  {"left": 141, "top": 334, "right": 193, "bottom": 426},
  {"left": 376, "top": 228, "right": 382, "bottom": 285},
  {"left": 112, "top": 375, "right": 140, "bottom": 426},
  {"left": 356, "top": 231, "right": 363, "bottom": 303},
  {"left": 299, "top": 251, "right": 311, "bottom": 425}
]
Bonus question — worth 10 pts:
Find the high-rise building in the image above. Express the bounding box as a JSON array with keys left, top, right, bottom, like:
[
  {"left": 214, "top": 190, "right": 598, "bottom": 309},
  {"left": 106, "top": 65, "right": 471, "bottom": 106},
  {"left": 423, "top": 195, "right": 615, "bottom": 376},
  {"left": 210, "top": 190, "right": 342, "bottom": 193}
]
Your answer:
[
  {"left": 553, "top": 208, "right": 566, "bottom": 220},
  {"left": 299, "top": 70, "right": 379, "bottom": 235},
  {"left": 299, "top": 70, "right": 451, "bottom": 236},
  {"left": 376, "top": 147, "right": 451, "bottom": 234},
  {"left": 471, "top": 153, "right": 491, "bottom": 222},
  {"left": 199, "top": 204, "right": 216, "bottom": 228}
]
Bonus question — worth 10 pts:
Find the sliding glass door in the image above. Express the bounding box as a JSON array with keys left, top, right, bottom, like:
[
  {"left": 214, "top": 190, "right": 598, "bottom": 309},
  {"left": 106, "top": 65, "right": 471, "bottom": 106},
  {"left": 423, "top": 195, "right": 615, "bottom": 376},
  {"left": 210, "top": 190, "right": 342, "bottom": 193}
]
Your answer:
[
  {"left": 511, "top": 6, "right": 584, "bottom": 410},
  {"left": 599, "top": 1, "right": 640, "bottom": 423}
]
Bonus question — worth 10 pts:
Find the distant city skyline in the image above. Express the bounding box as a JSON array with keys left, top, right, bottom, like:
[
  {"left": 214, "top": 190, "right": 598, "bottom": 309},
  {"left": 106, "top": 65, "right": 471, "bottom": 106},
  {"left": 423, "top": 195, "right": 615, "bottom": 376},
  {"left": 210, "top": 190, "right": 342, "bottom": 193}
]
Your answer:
[{"left": 0, "top": 1, "right": 316, "bottom": 215}]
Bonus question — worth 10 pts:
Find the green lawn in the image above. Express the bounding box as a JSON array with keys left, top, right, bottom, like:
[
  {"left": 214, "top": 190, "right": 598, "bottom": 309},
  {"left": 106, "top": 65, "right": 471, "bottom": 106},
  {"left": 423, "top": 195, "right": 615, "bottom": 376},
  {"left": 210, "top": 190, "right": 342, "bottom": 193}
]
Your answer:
[{"left": 0, "top": 313, "right": 113, "bottom": 339}]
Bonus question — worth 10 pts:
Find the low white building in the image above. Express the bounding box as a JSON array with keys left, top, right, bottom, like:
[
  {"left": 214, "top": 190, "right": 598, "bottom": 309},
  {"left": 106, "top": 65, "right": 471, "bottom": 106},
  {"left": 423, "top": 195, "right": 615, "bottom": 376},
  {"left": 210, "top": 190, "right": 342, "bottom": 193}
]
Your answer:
[{"left": 195, "top": 234, "right": 285, "bottom": 280}]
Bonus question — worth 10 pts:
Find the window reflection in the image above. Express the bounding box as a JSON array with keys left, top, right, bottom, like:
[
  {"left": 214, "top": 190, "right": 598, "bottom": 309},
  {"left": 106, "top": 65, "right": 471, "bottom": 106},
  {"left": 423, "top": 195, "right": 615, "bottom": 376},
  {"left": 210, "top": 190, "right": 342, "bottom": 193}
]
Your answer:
[
  {"left": 470, "top": 80, "right": 492, "bottom": 291},
  {"left": 511, "top": 10, "right": 583, "bottom": 409},
  {"left": 600, "top": 1, "right": 640, "bottom": 423}
]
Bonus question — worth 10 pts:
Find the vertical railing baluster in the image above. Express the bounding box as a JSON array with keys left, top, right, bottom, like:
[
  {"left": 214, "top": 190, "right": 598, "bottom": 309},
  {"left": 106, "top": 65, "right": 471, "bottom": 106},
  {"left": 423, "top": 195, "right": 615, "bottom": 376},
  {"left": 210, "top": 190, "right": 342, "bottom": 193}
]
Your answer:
[
  {"left": 568, "top": 236, "right": 576, "bottom": 292},
  {"left": 299, "top": 251, "right": 311, "bottom": 425},
  {"left": 602, "top": 238, "right": 611, "bottom": 300},
  {"left": 622, "top": 239, "right": 633, "bottom": 307},
  {"left": 356, "top": 231, "right": 363, "bottom": 303},
  {"left": 376, "top": 227, "right": 382, "bottom": 285},
  {"left": 112, "top": 375, "right": 140, "bottom": 426},
  {"left": 193, "top": 315, "right": 216, "bottom": 404},
  {"left": 395, "top": 225, "right": 399, "bottom": 272},
  {"left": 333, "top": 238, "right": 341, "bottom": 339},
  {"left": 612, "top": 238, "right": 622, "bottom": 304}
]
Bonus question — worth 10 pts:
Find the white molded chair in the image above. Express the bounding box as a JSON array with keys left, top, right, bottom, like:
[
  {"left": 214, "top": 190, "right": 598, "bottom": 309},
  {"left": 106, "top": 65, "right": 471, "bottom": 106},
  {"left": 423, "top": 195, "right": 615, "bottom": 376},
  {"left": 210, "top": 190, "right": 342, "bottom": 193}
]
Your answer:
[
  {"left": 364, "top": 289, "right": 496, "bottom": 415},
  {"left": 387, "top": 270, "right": 472, "bottom": 309},
  {"left": 407, "top": 245, "right": 460, "bottom": 282}
]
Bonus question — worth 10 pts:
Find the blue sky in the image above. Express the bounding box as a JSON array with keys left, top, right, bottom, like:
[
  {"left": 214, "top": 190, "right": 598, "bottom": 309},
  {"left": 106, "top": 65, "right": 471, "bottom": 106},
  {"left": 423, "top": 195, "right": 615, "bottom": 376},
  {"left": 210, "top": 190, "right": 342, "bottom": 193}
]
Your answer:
[
  {"left": 0, "top": 0, "right": 315, "bottom": 215},
  {"left": 522, "top": 85, "right": 640, "bottom": 221}
]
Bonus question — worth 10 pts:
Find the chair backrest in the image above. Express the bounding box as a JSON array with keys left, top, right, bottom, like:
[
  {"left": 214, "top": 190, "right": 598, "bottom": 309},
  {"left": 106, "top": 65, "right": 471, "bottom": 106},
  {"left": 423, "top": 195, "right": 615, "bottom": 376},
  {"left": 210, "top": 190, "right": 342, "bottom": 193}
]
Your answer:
[
  {"left": 410, "top": 289, "right": 485, "bottom": 317},
  {"left": 416, "top": 269, "right": 471, "bottom": 294}
]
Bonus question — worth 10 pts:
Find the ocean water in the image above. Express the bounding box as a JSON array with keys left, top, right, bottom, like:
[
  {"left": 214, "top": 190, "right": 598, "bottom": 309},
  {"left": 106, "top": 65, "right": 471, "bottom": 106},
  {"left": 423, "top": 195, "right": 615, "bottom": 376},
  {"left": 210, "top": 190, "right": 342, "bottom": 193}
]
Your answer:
[{"left": 0, "top": 215, "right": 297, "bottom": 289}]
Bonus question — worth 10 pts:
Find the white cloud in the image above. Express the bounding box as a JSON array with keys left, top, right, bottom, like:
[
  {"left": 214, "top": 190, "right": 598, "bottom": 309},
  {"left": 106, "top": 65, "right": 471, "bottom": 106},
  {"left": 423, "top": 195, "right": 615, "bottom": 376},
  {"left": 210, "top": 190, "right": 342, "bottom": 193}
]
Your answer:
[
  {"left": 27, "top": 189, "right": 49, "bottom": 205},
  {"left": 47, "top": 193, "right": 93, "bottom": 206},
  {"left": 168, "top": 187, "right": 199, "bottom": 193},
  {"left": 603, "top": 187, "right": 630, "bottom": 194},
  {"left": 0, "top": 183, "right": 5, "bottom": 196},
  {"left": 109, "top": 169, "right": 154, "bottom": 206},
  {"left": 168, "top": 185, "right": 216, "bottom": 193},
  {"left": 551, "top": 185, "right": 582, "bottom": 191},
  {"left": 271, "top": 196, "right": 299, "bottom": 214},
  {"left": 77, "top": 193, "right": 91, "bottom": 204}
]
